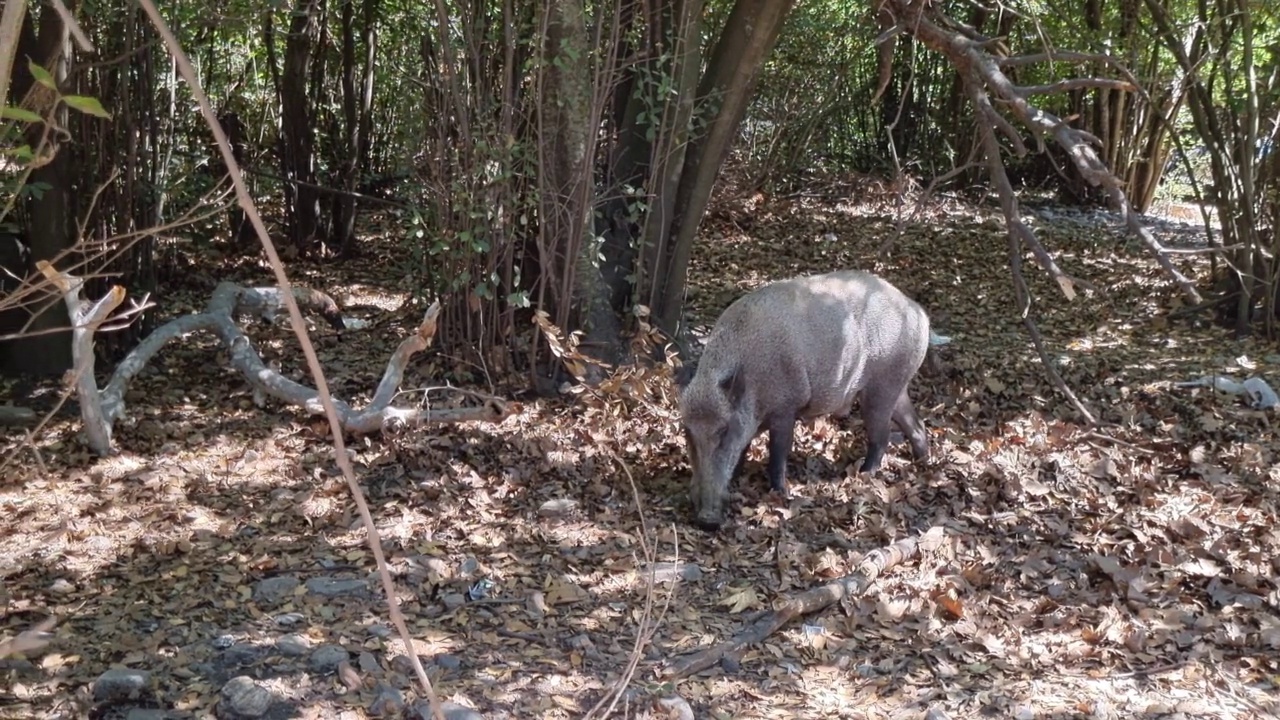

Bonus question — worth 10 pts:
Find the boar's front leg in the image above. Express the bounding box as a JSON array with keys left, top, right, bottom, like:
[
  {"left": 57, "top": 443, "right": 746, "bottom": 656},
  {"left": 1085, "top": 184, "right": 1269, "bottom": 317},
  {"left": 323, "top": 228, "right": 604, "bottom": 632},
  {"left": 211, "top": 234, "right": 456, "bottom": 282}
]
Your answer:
[
  {"left": 732, "top": 445, "right": 749, "bottom": 480},
  {"left": 765, "top": 414, "right": 796, "bottom": 496}
]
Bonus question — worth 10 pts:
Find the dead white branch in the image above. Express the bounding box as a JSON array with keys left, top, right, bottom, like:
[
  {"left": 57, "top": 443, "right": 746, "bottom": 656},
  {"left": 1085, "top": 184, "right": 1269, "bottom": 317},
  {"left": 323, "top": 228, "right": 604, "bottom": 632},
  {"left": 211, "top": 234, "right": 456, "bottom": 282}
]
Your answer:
[{"left": 37, "top": 261, "right": 511, "bottom": 456}]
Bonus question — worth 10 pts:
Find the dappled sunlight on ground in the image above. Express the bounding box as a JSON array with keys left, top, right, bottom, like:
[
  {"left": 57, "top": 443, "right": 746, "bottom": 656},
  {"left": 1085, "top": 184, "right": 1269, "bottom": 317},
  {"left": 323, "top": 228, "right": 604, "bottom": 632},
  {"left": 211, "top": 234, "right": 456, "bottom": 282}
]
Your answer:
[{"left": 1, "top": 187, "right": 1277, "bottom": 718}]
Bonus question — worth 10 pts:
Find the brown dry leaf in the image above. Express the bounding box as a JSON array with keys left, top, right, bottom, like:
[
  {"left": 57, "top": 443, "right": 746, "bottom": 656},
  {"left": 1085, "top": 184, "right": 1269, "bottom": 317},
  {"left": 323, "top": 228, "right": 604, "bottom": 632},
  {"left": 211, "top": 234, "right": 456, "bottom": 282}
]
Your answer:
[{"left": 718, "top": 585, "right": 763, "bottom": 614}]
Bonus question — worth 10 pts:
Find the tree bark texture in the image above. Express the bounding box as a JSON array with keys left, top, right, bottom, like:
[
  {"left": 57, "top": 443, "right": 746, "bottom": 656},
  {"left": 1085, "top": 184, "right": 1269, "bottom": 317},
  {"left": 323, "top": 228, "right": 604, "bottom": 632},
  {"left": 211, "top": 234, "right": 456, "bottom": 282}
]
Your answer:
[
  {"left": 2, "top": 4, "right": 74, "bottom": 376},
  {"left": 280, "top": 0, "right": 325, "bottom": 252},
  {"left": 655, "top": 0, "right": 796, "bottom": 334}
]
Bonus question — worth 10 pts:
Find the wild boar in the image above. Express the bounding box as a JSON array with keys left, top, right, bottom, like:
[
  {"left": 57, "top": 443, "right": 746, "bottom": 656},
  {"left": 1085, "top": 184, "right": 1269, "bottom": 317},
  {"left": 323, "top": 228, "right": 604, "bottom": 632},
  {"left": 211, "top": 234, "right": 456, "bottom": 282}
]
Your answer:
[{"left": 675, "top": 270, "right": 931, "bottom": 531}]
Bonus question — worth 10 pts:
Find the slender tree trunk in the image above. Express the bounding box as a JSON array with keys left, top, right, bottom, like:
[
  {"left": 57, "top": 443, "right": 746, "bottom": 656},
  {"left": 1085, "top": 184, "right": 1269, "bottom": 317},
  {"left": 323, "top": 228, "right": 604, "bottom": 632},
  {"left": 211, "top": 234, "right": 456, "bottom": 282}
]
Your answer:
[
  {"left": 280, "top": 0, "right": 324, "bottom": 253},
  {"left": 335, "top": 0, "right": 359, "bottom": 255},
  {"left": 637, "top": 0, "right": 703, "bottom": 312},
  {"left": 537, "top": 0, "right": 597, "bottom": 334},
  {"left": 356, "top": 0, "right": 379, "bottom": 179},
  {"left": 655, "top": 0, "right": 796, "bottom": 333},
  {"left": 219, "top": 111, "right": 256, "bottom": 249}
]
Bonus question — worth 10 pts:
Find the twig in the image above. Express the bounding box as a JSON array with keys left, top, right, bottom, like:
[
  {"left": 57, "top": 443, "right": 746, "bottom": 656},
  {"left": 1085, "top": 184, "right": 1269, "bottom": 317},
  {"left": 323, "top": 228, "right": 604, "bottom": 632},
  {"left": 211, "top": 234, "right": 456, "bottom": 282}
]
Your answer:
[
  {"left": 581, "top": 445, "right": 681, "bottom": 720},
  {"left": 1082, "top": 431, "right": 1157, "bottom": 455}
]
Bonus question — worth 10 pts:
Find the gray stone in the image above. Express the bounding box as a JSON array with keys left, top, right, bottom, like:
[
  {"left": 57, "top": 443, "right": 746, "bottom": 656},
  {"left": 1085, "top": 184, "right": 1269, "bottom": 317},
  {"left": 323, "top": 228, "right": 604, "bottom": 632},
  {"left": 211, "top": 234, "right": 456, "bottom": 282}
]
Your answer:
[
  {"left": 309, "top": 643, "right": 350, "bottom": 672},
  {"left": 369, "top": 682, "right": 404, "bottom": 716},
  {"left": 441, "top": 593, "right": 467, "bottom": 611},
  {"left": 273, "top": 612, "right": 305, "bottom": 627},
  {"left": 647, "top": 561, "right": 703, "bottom": 584},
  {"left": 218, "top": 675, "right": 272, "bottom": 718},
  {"left": 358, "top": 651, "right": 381, "bottom": 674},
  {"left": 275, "top": 634, "right": 310, "bottom": 657},
  {"left": 93, "top": 668, "right": 152, "bottom": 703},
  {"left": 432, "top": 653, "right": 462, "bottom": 671},
  {"left": 252, "top": 576, "right": 300, "bottom": 607},
  {"left": 221, "top": 642, "right": 265, "bottom": 667},
  {"left": 304, "top": 577, "right": 368, "bottom": 598},
  {"left": 538, "top": 498, "right": 578, "bottom": 517},
  {"left": 409, "top": 700, "right": 483, "bottom": 720}
]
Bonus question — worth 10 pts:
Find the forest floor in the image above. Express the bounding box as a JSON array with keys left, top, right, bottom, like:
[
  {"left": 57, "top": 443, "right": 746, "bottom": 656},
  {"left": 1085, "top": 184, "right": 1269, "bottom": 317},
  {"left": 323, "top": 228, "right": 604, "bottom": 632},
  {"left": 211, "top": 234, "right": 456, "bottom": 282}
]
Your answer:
[{"left": 2, "top": 180, "right": 1279, "bottom": 720}]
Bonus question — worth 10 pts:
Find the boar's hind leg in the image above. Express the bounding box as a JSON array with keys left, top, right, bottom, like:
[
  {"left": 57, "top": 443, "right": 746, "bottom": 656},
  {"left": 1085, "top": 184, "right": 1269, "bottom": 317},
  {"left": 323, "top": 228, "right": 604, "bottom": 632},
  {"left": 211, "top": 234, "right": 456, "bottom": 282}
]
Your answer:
[
  {"left": 856, "top": 386, "right": 898, "bottom": 474},
  {"left": 891, "top": 388, "right": 930, "bottom": 461},
  {"left": 765, "top": 415, "right": 795, "bottom": 495}
]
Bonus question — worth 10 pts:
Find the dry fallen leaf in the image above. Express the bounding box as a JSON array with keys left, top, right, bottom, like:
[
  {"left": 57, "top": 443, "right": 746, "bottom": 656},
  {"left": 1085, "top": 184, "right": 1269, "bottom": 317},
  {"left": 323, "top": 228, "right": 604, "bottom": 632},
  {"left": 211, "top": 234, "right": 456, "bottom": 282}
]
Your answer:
[{"left": 718, "top": 585, "right": 762, "bottom": 614}]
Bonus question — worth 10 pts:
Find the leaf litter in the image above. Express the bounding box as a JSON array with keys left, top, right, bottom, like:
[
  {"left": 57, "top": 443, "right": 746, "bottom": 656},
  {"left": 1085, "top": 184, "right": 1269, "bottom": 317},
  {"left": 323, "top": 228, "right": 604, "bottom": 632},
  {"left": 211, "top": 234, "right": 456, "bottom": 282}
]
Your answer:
[{"left": 1, "top": 183, "right": 1278, "bottom": 719}]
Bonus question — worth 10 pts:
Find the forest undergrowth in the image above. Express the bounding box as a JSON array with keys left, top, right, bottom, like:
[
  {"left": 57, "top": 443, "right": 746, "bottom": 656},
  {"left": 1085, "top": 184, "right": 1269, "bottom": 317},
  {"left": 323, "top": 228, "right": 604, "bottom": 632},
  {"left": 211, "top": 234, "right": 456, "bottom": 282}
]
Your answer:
[{"left": 1, "top": 182, "right": 1278, "bottom": 719}]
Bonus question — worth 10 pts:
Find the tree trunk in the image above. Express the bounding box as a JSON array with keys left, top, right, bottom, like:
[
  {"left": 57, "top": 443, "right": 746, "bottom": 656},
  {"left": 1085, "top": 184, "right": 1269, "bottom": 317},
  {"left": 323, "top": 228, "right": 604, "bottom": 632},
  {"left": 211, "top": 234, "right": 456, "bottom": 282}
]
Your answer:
[
  {"left": 636, "top": 0, "right": 703, "bottom": 315},
  {"left": 2, "top": 4, "right": 74, "bottom": 377},
  {"left": 356, "top": 0, "right": 379, "bottom": 180},
  {"left": 219, "top": 111, "right": 257, "bottom": 250},
  {"left": 654, "top": 0, "right": 796, "bottom": 334},
  {"left": 537, "top": 0, "right": 607, "bottom": 352},
  {"left": 599, "top": 0, "right": 701, "bottom": 319},
  {"left": 335, "top": 0, "right": 359, "bottom": 256},
  {"left": 280, "top": 0, "right": 324, "bottom": 253}
]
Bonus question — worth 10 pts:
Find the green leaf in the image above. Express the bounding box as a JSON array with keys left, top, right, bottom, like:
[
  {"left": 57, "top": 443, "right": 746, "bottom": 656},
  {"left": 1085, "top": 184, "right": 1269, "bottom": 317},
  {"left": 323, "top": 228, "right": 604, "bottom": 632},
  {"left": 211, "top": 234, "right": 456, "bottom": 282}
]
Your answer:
[
  {"left": 62, "top": 95, "right": 112, "bottom": 120},
  {"left": 27, "top": 60, "right": 56, "bottom": 90},
  {"left": 1, "top": 106, "right": 43, "bottom": 123}
]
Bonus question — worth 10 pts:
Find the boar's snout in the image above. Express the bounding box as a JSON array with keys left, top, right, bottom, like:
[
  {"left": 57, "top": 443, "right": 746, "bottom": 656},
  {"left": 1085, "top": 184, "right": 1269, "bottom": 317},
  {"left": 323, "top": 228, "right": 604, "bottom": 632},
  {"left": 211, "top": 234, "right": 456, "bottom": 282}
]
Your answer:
[
  {"left": 693, "top": 514, "right": 723, "bottom": 532},
  {"left": 689, "top": 483, "right": 728, "bottom": 532}
]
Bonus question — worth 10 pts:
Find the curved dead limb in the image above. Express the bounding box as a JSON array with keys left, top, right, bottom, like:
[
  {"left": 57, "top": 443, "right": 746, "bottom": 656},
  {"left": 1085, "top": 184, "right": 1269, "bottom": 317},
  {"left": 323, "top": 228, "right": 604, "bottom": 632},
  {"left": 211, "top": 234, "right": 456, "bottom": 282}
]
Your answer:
[
  {"left": 40, "top": 261, "right": 128, "bottom": 452},
  {"left": 881, "top": 0, "right": 1203, "bottom": 306},
  {"left": 233, "top": 285, "right": 347, "bottom": 330},
  {"left": 37, "top": 262, "right": 512, "bottom": 455},
  {"left": 661, "top": 526, "right": 946, "bottom": 680}
]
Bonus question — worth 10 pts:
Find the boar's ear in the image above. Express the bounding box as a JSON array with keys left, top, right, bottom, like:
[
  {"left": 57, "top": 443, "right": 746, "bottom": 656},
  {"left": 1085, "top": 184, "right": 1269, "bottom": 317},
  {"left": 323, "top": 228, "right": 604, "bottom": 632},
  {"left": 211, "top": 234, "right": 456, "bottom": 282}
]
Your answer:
[
  {"left": 718, "top": 366, "right": 747, "bottom": 404},
  {"left": 674, "top": 362, "right": 697, "bottom": 389}
]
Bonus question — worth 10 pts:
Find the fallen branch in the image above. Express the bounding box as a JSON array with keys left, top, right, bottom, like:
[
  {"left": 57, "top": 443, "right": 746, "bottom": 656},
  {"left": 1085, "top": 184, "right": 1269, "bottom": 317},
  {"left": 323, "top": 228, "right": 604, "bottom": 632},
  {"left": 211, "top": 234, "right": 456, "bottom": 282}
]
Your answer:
[
  {"left": 36, "top": 261, "right": 512, "bottom": 455},
  {"left": 661, "top": 526, "right": 946, "bottom": 679}
]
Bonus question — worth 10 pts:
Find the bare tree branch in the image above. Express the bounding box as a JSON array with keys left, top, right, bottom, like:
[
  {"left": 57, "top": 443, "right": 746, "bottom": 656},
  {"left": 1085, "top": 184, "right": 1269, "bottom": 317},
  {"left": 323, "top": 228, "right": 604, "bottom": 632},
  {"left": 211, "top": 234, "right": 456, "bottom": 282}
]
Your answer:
[
  {"left": 1017, "top": 78, "right": 1137, "bottom": 95},
  {"left": 882, "top": 0, "right": 1203, "bottom": 305}
]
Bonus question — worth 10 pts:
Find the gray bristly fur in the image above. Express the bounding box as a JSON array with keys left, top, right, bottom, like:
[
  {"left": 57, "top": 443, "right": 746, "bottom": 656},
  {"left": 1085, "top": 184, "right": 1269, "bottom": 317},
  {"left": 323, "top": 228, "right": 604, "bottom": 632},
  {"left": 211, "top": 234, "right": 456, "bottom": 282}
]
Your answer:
[{"left": 675, "top": 269, "right": 932, "bottom": 531}]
